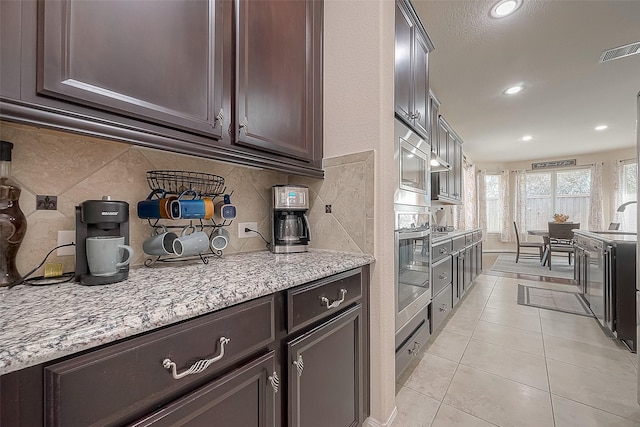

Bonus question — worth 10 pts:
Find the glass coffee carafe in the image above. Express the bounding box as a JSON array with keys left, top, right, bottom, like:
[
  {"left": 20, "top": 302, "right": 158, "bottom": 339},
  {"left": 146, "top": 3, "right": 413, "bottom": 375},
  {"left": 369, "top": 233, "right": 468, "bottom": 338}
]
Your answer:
[{"left": 277, "top": 214, "right": 305, "bottom": 242}]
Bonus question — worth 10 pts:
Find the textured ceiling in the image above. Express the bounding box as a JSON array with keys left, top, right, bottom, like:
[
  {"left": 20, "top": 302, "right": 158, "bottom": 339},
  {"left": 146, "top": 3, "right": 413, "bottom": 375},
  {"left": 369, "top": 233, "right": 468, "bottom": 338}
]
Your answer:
[{"left": 412, "top": 0, "right": 640, "bottom": 163}]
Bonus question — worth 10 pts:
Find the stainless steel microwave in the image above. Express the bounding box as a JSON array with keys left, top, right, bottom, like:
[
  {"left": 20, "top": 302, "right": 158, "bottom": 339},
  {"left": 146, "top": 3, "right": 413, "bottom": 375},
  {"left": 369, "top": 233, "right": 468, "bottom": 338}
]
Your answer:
[{"left": 394, "top": 119, "right": 431, "bottom": 206}]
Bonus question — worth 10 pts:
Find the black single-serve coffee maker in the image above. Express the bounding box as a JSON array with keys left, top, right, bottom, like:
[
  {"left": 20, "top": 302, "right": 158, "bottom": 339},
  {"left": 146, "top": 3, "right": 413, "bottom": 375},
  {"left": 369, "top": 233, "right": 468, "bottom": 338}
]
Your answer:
[
  {"left": 271, "top": 185, "right": 311, "bottom": 253},
  {"left": 75, "top": 196, "right": 130, "bottom": 285}
]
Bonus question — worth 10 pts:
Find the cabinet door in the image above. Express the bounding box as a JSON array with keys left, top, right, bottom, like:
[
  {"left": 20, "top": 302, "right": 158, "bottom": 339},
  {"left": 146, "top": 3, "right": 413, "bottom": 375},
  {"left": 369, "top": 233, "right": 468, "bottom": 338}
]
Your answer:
[
  {"left": 288, "top": 305, "right": 362, "bottom": 427},
  {"left": 452, "top": 139, "right": 463, "bottom": 201},
  {"left": 412, "top": 30, "right": 430, "bottom": 139},
  {"left": 428, "top": 92, "right": 440, "bottom": 154},
  {"left": 456, "top": 252, "right": 465, "bottom": 298},
  {"left": 445, "top": 133, "right": 457, "bottom": 199},
  {"left": 0, "top": 1, "right": 21, "bottom": 99},
  {"left": 437, "top": 120, "right": 450, "bottom": 197},
  {"left": 236, "top": 0, "right": 322, "bottom": 162},
  {"left": 132, "top": 351, "right": 279, "bottom": 427},
  {"left": 394, "top": 0, "right": 414, "bottom": 123},
  {"left": 463, "top": 246, "right": 473, "bottom": 291},
  {"left": 38, "top": 0, "right": 223, "bottom": 138}
]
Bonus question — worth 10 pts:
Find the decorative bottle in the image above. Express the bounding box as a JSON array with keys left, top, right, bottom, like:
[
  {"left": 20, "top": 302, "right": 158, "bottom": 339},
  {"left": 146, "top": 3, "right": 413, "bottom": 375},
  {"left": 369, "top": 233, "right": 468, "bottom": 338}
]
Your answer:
[{"left": 0, "top": 141, "right": 27, "bottom": 287}]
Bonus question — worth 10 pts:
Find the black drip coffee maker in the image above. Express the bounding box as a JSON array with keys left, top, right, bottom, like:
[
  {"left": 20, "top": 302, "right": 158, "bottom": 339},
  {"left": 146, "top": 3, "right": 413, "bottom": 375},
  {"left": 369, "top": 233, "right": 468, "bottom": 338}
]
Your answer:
[{"left": 75, "top": 196, "right": 130, "bottom": 285}]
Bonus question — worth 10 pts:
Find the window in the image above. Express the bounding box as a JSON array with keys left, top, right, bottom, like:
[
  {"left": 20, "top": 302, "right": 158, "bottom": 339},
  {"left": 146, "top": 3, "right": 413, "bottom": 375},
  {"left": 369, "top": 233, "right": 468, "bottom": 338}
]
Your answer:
[
  {"left": 618, "top": 161, "right": 637, "bottom": 232},
  {"left": 525, "top": 168, "right": 591, "bottom": 230},
  {"left": 485, "top": 174, "right": 501, "bottom": 233}
]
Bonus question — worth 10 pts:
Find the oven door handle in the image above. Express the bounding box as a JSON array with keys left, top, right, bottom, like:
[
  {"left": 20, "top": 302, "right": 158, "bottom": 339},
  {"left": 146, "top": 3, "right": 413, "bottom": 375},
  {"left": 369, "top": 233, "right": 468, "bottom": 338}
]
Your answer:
[{"left": 397, "top": 230, "right": 430, "bottom": 240}]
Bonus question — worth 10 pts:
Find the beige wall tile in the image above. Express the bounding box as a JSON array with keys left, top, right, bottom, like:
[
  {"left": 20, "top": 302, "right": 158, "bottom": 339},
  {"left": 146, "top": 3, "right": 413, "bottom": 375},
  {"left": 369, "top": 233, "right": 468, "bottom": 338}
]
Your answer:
[
  {"left": 2, "top": 122, "right": 374, "bottom": 280},
  {"left": 1, "top": 121, "right": 129, "bottom": 195}
]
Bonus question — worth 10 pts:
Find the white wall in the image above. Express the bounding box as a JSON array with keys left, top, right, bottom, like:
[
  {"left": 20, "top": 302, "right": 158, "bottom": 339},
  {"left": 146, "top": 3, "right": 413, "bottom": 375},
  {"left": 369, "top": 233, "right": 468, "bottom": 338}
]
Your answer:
[
  {"left": 324, "top": 0, "right": 397, "bottom": 424},
  {"left": 477, "top": 146, "right": 636, "bottom": 251}
]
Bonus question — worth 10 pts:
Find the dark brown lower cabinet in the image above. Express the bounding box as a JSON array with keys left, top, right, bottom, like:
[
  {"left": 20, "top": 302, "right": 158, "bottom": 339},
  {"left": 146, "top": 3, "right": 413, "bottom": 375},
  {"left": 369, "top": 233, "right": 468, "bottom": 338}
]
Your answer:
[
  {"left": 0, "top": 266, "right": 370, "bottom": 427},
  {"left": 132, "top": 351, "right": 279, "bottom": 427},
  {"left": 287, "top": 305, "right": 362, "bottom": 427}
]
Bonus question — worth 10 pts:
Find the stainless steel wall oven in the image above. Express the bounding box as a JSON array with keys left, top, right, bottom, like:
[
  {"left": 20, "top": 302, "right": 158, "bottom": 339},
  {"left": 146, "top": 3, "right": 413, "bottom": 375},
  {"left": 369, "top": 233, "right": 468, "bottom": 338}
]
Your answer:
[{"left": 394, "top": 205, "right": 431, "bottom": 331}]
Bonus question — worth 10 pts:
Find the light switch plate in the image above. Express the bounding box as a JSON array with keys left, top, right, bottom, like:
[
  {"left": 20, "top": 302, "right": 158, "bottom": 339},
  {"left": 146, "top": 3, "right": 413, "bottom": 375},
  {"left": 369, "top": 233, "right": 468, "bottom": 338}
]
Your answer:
[{"left": 57, "top": 230, "right": 75, "bottom": 256}]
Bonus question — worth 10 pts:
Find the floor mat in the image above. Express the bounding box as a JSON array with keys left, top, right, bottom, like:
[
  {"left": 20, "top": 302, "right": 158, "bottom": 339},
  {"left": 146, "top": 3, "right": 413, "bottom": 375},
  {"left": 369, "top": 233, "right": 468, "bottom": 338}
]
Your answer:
[
  {"left": 517, "top": 284, "right": 593, "bottom": 317},
  {"left": 489, "top": 254, "right": 573, "bottom": 280}
]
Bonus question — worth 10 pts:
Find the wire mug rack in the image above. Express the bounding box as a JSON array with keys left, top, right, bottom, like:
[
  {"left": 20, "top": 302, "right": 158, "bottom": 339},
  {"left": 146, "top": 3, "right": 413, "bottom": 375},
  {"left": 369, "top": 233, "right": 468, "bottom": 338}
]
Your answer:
[{"left": 141, "top": 171, "right": 233, "bottom": 266}]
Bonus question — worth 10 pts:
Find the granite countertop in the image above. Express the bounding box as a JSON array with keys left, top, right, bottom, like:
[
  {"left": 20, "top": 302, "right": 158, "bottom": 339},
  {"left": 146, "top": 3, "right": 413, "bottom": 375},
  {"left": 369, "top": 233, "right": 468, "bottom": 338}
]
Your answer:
[
  {"left": 431, "top": 228, "right": 481, "bottom": 243},
  {"left": 573, "top": 230, "right": 637, "bottom": 244},
  {"left": 0, "top": 249, "right": 374, "bottom": 376}
]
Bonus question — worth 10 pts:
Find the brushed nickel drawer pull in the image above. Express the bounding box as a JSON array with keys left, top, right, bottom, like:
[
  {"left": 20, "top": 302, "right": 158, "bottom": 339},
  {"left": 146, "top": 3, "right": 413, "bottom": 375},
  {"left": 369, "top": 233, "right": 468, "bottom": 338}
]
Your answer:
[
  {"left": 408, "top": 341, "right": 421, "bottom": 355},
  {"left": 439, "top": 248, "right": 447, "bottom": 254},
  {"left": 320, "top": 288, "right": 347, "bottom": 309},
  {"left": 268, "top": 371, "right": 280, "bottom": 393},
  {"left": 162, "top": 337, "right": 230, "bottom": 380},
  {"left": 293, "top": 354, "right": 304, "bottom": 377},
  {"left": 439, "top": 304, "right": 448, "bottom": 312},
  {"left": 439, "top": 273, "right": 447, "bottom": 280}
]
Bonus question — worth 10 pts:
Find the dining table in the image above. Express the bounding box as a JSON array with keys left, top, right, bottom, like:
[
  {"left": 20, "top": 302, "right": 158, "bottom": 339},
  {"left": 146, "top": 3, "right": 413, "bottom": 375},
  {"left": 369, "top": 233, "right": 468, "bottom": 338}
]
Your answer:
[{"left": 527, "top": 229, "right": 550, "bottom": 265}]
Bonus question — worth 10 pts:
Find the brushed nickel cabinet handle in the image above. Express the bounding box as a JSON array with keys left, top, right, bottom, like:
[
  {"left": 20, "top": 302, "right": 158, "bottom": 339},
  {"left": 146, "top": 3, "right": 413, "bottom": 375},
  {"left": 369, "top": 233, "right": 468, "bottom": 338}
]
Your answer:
[
  {"left": 162, "top": 337, "right": 230, "bottom": 380},
  {"left": 268, "top": 371, "right": 280, "bottom": 393},
  {"left": 239, "top": 117, "right": 249, "bottom": 133},
  {"left": 215, "top": 108, "right": 224, "bottom": 125},
  {"left": 439, "top": 304, "right": 448, "bottom": 312},
  {"left": 320, "top": 288, "right": 347, "bottom": 309},
  {"left": 408, "top": 341, "right": 421, "bottom": 355},
  {"left": 439, "top": 248, "right": 447, "bottom": 254},
  {"left": 293, "top": 354, "right": 304, "bottom": 377},
  {"left": 439, "top": 273, "right": 447, "bottom": 280}
]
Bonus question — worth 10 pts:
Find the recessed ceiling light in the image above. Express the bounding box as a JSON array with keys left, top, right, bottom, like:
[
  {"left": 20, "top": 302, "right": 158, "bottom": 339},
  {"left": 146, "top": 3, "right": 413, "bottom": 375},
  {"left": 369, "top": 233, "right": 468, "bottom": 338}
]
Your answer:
[
  {"left": 491, "top": 0, "right": 522, "bottom": 18},
  {"left": 504, "top": 85, "right": 524, "bottom": 95},
  {"left": 595, "top": 125, "right": 608, "bottom": 131},
  {"left": 522, "top": 135, "right": 533, "bottom": 141}
]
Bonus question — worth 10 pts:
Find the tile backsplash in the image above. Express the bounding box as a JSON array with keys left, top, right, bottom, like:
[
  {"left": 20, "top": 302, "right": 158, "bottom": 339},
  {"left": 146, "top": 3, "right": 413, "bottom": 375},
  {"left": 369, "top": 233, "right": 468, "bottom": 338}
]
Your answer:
[{"left": 0, "top": 121, "right": 373, "bottom": 279}]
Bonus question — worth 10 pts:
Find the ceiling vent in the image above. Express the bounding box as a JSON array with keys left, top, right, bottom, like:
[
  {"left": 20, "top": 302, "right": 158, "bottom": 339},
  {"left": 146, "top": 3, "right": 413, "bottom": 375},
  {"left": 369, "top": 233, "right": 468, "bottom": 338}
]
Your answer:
[{"left": 599, "top": 41, "right": 640, "bottom": 63}]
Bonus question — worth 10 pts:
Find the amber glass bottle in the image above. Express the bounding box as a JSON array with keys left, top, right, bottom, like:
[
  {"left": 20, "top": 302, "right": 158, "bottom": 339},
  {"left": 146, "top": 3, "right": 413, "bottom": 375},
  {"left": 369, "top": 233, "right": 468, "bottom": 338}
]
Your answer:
[{"left": 0, "top": 141, "right": 27, "bottom": 287}]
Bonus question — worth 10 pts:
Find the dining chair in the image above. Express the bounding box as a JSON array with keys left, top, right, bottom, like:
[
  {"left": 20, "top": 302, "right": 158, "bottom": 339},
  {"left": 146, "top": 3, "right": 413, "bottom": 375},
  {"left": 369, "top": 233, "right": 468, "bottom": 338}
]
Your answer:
[
  {"left": 547, "top": 222, "right": 580, "bottom": 270},
  {"left": 513, "top": 222, "right": 544, "bottom": 263}
]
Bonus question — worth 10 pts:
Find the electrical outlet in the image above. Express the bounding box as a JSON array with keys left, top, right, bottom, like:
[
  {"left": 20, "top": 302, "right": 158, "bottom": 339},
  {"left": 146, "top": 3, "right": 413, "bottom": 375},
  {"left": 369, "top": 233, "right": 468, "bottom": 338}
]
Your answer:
[
  {"left": 57, "top": 230, "right": 75, "bottom": 256},
  {"left": 238, "top": 222, "right": 258, "bottom": 238}
]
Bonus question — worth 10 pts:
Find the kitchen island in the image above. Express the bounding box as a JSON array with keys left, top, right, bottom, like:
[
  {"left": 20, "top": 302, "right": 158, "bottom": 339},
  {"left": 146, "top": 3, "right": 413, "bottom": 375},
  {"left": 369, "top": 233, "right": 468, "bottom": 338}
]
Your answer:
[
  {"left": 0, "top": 249, "right": 374, "bottom": 426},
  {"left": 573, "top": 230, "right": 636, "bottom": 352}
]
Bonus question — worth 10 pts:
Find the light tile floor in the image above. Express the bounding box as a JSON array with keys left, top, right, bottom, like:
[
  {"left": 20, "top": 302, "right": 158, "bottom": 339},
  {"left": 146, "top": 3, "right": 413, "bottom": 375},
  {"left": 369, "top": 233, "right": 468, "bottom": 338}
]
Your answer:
[{"left": 394, "top": 273, "right": 640, "bottom": 427}]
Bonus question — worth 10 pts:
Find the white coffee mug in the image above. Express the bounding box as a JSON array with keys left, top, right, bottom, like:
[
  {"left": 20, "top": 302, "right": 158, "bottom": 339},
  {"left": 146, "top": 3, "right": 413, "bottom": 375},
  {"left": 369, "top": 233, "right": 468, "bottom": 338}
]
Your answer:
[
  {"left": 211, "top": 227, "right": 230, "bottom": 251},
  {"left": 173, "top": 226, "right": 210, "bottom": 257},
  {"left": 86, "top": 236, "right": 134, "bottom": 276},
  {"left": 143, "top": 226, "right": 178, "bottom": 256}
]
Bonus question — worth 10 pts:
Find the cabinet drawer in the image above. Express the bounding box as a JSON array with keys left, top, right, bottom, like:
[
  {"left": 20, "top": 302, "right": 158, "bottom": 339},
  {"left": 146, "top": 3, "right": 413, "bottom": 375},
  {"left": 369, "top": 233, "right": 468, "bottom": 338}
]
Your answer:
[
  {"left": 452, "top": 236, "right": 465, "bottom": 251},
  {"left": 465, "top": 233, "right": 473, "bottom": 245},
  {"left": 45, "top": 296, "right": 275, "bottom": 427},
  {"left": 287, "top": 268, "right": 362, "bottom": 334},
  {"left": 473, "top": 230, "right": 482, "bottom": 243},
  {"left": 395, "top": 314, "right": 430, "bottom": 380},
  {"left": 432, "top": 240, "right": 452, "bottom": 263},
  {"left": 430, "top": 284, "right": 453, "bottom": 332},
  {"left": 575, "top": 234, "right": 589, "bottom": 247},
  {"left": 131, "top": 351, "right": 278, "bottom": 427},
  {"left": 432, "top": 257, "right": 452, "bottom": 297}
]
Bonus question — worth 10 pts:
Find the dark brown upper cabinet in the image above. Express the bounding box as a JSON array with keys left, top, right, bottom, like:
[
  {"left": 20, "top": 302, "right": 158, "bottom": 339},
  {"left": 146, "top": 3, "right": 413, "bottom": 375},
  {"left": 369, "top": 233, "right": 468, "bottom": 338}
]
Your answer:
[
  {"left": 431, "top": 116, "right": 463, "bottom": 204},
  {"left": 234, "top": 0, "right": 322, "bottom": 162},
  {"left": 38, "top": 0, "right": 224, "bottom": 139},
  {"left": 394, "top": 0, "right": 433, "bottom": 140},
  {"left": 0, "top": 0, "right": 323, "bottom": 177}
]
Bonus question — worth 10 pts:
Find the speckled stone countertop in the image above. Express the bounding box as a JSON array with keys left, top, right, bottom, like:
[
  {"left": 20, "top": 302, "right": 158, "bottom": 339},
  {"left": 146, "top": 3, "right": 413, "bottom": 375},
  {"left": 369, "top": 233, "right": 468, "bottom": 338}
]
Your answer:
[
  {"left": 573, "top": 230, "right": 637, "bottom": 244},
  {"left": 431, "top": 229, "right": 481, "bottom": 243},
  {"left": 0, "top": 249, "right": 374, "bottom": 376}
]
